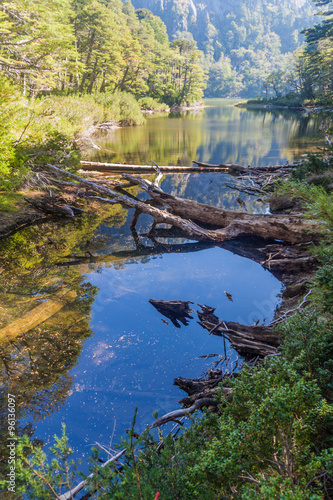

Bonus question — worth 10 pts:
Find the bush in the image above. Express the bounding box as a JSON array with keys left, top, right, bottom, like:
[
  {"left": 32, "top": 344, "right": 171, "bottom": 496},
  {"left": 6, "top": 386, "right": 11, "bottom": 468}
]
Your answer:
[
  {"left": 138, "top": 96, "right": 169, "bottom": 111},
  {"left": 0, "top": 77, "right": 30, "bottom": 190},
  {"left": 94, "top": 91, "right": 145, "bottom": 125}
]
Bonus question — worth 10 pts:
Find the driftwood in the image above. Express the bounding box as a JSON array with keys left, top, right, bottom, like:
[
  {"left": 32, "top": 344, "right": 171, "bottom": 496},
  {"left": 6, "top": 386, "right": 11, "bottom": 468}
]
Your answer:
[
  {"left": 193, "top": 161, "right": 293, "bottom": 194},
  {"left": 59, "top": 449, "right": 126, "bottom": 500},
  {"left": 149, "top": 397, "right": 218, "bottom": 428},
  {"left": 0, "top": 288, "right": 77, "bottom": 342},
  {"left": 262, "top": 243, "right": 318, "bottom": 273},
  {"left": 121, "top": 173, "right": 317, "bottom": 244},
  {"left": 149, "top": 299, "right": 194, "bottom": 328},
  {"left": 197, "top": 305, "right": 279, "bottom": 359},
  {"left": 80, "top": 160, "right": 233, "bottom": 173},
  {"left": 44, "top": 164, "right": 318, "bottom": 246},
  {"left": 25, "top": 196, "right": 84, "bottom": 218},
  {"left": 175, "top": 375, "right": 232, "bottom": 408}
]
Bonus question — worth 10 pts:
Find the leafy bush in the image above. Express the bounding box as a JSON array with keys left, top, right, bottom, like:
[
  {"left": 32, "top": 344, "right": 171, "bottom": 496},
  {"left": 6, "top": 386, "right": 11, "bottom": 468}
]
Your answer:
[
  {"left": 22, "top": 131, "right": 81, "bottom": 172},
  {"left": 279, "top": 311, "right": 333, "bottom": 398},
  {"left": 293, "top": 147, "right": 333, "bottom": 190},
  {"left": 138, "top": 96, "right": 169, "bottom": 111},
  {"left": 0, "top": 77, "right": 30, "bottom": 190},
  {"left": 94, "top": 91, "right": 145, "bottom": 125}
]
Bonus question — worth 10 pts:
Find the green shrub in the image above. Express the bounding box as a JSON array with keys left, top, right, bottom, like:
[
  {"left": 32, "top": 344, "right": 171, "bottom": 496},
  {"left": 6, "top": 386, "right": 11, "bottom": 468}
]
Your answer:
[
  {"left": 138, "top": 96, "right": 169, "bottom": 111},
  {"left": 94, "top": 91, "right": 145, "bottom": 125},
  {"left": 279, "top": 311, "right": 333, "bottom": 398},
  {"left": 0, "top": 77, "right": 30, "bottom": 190}
]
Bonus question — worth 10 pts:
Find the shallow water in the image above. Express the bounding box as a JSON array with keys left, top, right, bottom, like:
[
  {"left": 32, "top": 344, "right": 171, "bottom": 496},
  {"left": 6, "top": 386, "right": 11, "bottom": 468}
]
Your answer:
[{"left": 0, "top": 99, "right": 322, "bottom": 476}]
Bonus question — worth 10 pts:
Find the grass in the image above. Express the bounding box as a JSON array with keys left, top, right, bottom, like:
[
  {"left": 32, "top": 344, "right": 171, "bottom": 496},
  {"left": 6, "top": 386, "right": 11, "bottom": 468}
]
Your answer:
[{"left": 0, "top": 192, "right": 26, "bottom": 212}]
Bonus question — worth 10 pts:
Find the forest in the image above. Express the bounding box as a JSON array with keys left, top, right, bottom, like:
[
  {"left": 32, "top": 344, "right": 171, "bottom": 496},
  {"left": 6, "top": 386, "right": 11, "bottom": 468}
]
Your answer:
[{"left": 131, "top": 0, "right": 316, "bottom": 96}]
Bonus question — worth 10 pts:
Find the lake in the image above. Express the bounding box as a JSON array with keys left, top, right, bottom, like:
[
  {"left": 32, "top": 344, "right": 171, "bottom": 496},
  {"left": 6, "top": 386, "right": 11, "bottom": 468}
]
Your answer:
[{"left": 0, "top": 99, "right": 322, "bottom": 476}]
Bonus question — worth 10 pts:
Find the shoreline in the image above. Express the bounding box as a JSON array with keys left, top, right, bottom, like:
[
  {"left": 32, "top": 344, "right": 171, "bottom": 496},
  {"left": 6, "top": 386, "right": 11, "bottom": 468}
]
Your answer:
[{"left": 235, "top": 101, "right": 306, "bottom": 111}]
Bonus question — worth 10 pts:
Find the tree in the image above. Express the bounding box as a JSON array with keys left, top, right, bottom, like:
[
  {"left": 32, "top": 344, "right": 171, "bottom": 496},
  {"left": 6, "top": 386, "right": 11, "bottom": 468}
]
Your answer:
[
  {"left": 0, "top": 0, "right": 76, "bottom": 93},
  {"left": 168, "top": 39, "right": 207, "bottom": 105}
]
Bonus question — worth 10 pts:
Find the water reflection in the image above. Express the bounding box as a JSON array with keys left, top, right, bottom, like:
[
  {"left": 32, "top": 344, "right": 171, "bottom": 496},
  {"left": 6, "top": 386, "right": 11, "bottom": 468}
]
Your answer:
[
  {"left": 0, "top": 202, "right": 282, "bottom": 474},
  {"left": 86, "top": 98, "right": 324, "bottom": 167},
  {"left": 0, "top": 101, "right": 299, "bottom": 476}
]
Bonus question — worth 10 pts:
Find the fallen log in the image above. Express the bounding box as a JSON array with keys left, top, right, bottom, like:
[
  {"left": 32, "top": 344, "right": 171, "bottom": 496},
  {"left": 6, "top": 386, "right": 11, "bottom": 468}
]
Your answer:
[
  {"left": 80, "top": 160, "right": 233, "bottom": 173},
  {"left": 45, "top": 164, "right": 319, "bottom": 245},
  {"left": 193, "top": 160, "right": 292, "bottom": 174},
  {"left": 174, "top": 376, "right": 222, "bottom": 395},
  {"left": 121, "top": 173, "right": 318, "bottom": 244},
  {"left": 197, "top": 305, "right": 279, "bottom": 359},
  {"left": 149, "top": 397, "right": 218, "bottom": 428}
]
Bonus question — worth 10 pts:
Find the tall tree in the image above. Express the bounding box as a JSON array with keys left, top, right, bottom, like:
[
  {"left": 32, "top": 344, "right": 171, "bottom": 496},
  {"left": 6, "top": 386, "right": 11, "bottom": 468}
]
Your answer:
[{"left": 0, "top": 0, "right": 76, "bottom": 93}]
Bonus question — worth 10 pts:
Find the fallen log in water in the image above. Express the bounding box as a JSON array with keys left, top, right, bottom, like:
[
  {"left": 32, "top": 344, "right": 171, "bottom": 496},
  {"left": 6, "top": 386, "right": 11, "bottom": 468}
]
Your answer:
[
  {"left": 44, "top": 164, "right": 318, "bottom": 269},
  {"left": 121, "top": 173, "right": 318, "bottom": 244},
  {"left": 197, "top": 305, "right": 279, "bottom": 358},
  {"left": 80, "top": 160, "right": 233, "bottom": 173}
]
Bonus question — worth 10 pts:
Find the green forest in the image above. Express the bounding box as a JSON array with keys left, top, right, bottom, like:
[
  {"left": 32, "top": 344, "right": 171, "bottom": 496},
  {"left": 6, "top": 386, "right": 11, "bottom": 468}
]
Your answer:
[
  {"left": 1, "top": 0, "right": 333, "bottom": 190},
  {"left": 131, "top": 0, "right": 317, "bottom": 97},
  {"left": 0, "top": 0, "right": 205, "bottom": 190}
]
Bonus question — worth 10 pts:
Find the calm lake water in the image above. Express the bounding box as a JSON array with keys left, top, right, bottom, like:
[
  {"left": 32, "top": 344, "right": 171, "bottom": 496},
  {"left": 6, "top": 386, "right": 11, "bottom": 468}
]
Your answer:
[{"left": 0, "top": 99, "right": 323, "bottom": 477}]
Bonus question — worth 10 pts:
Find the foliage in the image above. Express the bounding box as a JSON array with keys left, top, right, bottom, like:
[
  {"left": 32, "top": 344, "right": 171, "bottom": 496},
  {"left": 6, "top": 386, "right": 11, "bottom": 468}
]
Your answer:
[
  {"left": 131, "top": 0, "right": 316, "bottom": 97},
  {"left": 93, "top": 91, "right": 145, "bottom": 125},
  {"left": 0, "top": 0, "right": 206, "bottom": 103},
  {"left": 0, "top": 76, "right": 29, "bottom": 190},
  {"left": 11, "top": 424, "right": 79, "bottom": 499},
  {"left": 293, "top": 146, "right": 333, "bottom": 191},
  {"left": 138, "top": 96, "right": 169, "bottom": 111},
  {"left": 279, "top": 311, "right": 333, "bottom": 398},
  {"left": 0, "top": 0, "right": 208, "bottom": 189}
]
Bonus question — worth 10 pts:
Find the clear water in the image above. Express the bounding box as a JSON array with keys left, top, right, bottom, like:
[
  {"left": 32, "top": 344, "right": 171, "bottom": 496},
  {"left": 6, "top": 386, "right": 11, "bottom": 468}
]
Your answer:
[{"left": 0, "top": 99, "right": 321, "bottom": 476}]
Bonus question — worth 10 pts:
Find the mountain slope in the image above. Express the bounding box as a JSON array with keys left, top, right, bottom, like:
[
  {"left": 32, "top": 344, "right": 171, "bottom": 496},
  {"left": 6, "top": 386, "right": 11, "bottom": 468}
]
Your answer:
[{"left": 130, "top": 0, "right": 316, "bottom": 96}]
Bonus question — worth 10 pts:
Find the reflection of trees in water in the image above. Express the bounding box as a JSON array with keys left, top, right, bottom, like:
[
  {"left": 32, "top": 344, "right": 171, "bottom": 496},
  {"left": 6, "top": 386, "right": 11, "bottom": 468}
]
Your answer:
[
  {"left": 0, "top": 209, "right": 129, "bottom": 479},
  {"left": 86, "top": 103, "right": 324, "bottom": 169},
  {"left": 0, "top": 287, "right": 96, "bottom": 479}
]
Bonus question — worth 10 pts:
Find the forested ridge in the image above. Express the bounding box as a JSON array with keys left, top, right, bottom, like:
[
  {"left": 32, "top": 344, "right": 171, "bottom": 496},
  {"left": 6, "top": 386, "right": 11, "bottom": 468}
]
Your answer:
[{"left": 131, "top": 0, "right": 317, "bottom": 96}]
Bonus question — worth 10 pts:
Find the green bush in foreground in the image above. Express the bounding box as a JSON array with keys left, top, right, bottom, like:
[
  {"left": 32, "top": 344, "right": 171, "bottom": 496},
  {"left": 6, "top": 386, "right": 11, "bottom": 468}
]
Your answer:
[{"left": 11, "top": 358, "right": 333, "bottom": 499}]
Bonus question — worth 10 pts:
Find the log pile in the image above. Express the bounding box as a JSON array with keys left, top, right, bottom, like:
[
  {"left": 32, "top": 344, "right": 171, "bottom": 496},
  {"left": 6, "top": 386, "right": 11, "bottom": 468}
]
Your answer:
[{"left": 45, "top": 163, "right": 318, "bottom": 247}]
